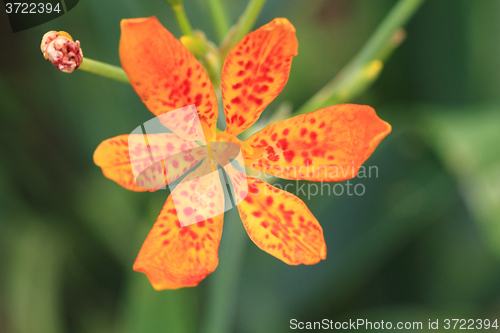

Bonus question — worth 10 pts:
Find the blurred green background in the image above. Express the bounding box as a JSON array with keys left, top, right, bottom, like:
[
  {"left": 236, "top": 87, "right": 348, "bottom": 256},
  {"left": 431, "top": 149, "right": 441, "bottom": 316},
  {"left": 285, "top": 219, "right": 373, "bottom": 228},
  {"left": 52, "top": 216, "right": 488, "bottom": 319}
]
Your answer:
[{"left": 1, "top": 0, "right": 500, "bottom": 332}]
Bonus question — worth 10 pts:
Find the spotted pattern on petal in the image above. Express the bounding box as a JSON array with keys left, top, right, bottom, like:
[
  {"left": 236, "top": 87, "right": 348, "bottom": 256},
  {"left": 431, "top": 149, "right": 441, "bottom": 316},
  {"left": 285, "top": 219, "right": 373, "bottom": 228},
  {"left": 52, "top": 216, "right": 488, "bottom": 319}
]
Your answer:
[
  {"left": 94, "top": 134, "right": 157, "bottom": 191},
  {"left": 133, "top": 193, "right": 224, "bottom": 290},
  {"left": 237, "top": 176, "right": 326, "bottom": 265},
  {"left": 120, "top": 17, "right": 218, "bottom": 139},
  {"left": 244, "top": 104, "right": 391, "bottom": 181},
  {"left": 222, "top": 18, "right": 298, "bottom": 136}
]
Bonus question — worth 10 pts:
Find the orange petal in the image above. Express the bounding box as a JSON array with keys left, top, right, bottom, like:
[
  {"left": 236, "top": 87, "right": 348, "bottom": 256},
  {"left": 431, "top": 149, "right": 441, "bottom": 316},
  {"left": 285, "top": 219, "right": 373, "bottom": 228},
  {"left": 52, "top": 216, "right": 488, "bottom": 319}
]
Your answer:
[
  {"left": 210, "top": 138, "right": 250, "bottom": 206},
  {"left": 94, "top": 134, "right": 155, "bottom": 192},
  {"left": 153, "top": 104, "right": 210, "bottom": 145},
  {"left": 162, "top": 146, "right": 208, "bottom": 184},
  {"left": 120, "top": 17, "right": 219, "bottom": 139},
  {"left": 244, "top": 104, "right": 391, "bottom": 181},
  {"left": 215, "top": 131, "right": 255, "bottom": 158},
  {"left": 171, "top": 158, "right": 226, "bottom": 227},
  {"left": 144, "top": 133, "right": 208, "bottom": 184},
  {"left": 94, "top": 134, "right": 205, "bottom": 191},
  {"left": 218, "top": 156, "right": 249, "bottom": 206},
  {"left": 222, "top": 18, "right": 298, "bottom": 136},
  {"left": 134, "top": 194, "right": 224, "bottom": 290},
  {"left": 237, "top": 177, "right": 326, "bottom": 265}
]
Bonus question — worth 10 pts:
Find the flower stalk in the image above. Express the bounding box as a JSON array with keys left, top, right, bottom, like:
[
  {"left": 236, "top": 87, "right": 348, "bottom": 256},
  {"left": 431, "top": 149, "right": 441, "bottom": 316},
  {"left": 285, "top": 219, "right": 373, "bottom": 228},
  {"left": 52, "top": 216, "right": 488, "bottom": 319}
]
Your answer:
[
  {"left": 200, "top": 211, "right": 248, "bottom": 333},
  {"left": 171, "top": 4, "right": 195, "bottom": 37},
  {"left": 78, "top": 58, "right": 130, "bottom": 84},
  {"left": 206, "top": 0, "right": 231, "bottom": 42}
]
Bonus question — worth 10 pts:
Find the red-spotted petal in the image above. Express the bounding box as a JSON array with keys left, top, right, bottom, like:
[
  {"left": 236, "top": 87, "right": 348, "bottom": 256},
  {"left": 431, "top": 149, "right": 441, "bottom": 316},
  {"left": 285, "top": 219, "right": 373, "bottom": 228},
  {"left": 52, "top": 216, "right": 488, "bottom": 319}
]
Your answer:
[
  {"left": 222, "top": 18, "right": 298, "bottom": 136},
  {"left": 133, "top": 193, "right": 224, "bottom": 289},
  {"left": 94, "top": 134, "right": 160, "bottom": 191},
  {"left": 237, "top": 177, "right": 326, "bottom": 265},
  {"left": 120, "top": 17, "right": 219, "bottom": 139},
  {"left": 144, "top": 133, "right": 208, "bottom": 184},
  {"left": 219, "top": 158, "right": 249, "bottom": 206},
  {"left": 244, "top": 104, "right": 391, "bottom": 181},
  {"left": 94, "top": 134, "right": 206, "bottom": 191},
  {"left": 171, "top": 158, "right": 226, "bottom": 227}
]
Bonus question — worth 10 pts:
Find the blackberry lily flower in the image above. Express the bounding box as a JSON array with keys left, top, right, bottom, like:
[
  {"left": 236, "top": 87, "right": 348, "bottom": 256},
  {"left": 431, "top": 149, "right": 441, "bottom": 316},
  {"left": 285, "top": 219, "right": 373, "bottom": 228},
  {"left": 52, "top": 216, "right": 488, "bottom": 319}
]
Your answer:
[{"left": 93, "top": 17, "right": 391, "bottom": 289}]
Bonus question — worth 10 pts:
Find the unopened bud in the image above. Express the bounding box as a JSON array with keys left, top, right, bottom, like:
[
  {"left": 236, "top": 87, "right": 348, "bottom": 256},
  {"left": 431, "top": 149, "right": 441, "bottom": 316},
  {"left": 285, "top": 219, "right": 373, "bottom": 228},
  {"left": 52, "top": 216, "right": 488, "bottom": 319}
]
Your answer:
[
  {"left": 180, "top": 31, "right": 209, "bottom": 58},
  {"left": 41, "top": 31, "right": 83, "bottom": 73}
]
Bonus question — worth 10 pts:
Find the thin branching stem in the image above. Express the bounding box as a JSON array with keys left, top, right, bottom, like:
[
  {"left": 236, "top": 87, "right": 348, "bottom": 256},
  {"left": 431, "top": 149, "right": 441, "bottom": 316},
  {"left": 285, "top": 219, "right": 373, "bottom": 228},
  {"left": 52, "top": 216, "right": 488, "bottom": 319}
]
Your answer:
[
  {"left": 171, "top": 4, "right": 194, "bottom": 37},
  {"left": 294, "top": 0, "right": 425, "bottom": 116},
  {"left": 207, "top": 0, "right": 231, "bottom": 42},
  {"left": 78, "top": 58, "right": 130, "bottom": 84},
  {"left": 219, "top": 0, "right": 267, "bottom": 59}
]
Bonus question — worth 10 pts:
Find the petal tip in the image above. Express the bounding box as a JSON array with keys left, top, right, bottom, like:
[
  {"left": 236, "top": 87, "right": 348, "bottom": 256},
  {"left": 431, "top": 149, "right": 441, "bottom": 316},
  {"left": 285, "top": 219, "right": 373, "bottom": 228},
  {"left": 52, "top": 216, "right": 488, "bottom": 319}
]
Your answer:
[
  {"left": 366, "top": 116, "right": 392, "bottom": 160},
  {"left": 120, "top": 16, "right": 157, "bottom": 29},
  {"left": 268, "top": 17, "right": 296, "bottom": 33},
  {"left": 320, "top": 244, "right": 327, "bottom": 260},
  {"left": 133, "top": 262, "right": 187, "bottom": 290}
]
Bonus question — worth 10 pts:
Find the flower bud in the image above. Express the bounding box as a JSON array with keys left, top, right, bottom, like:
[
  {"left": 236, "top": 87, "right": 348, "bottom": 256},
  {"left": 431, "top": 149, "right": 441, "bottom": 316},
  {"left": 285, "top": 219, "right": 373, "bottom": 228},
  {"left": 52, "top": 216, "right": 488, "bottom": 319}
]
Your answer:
[
  {"left": 41, "top": 31, "right": 83, "bottom": 73},
  {"left": 180, "top": 31, "right": 209, "bottom": 58}
]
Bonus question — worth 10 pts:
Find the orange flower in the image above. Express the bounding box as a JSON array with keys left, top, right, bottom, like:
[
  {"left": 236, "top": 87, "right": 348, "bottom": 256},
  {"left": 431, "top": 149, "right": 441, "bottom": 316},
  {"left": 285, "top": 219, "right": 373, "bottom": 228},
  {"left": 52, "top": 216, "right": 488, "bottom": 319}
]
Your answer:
[{"left": 93, "top": 17, "right": 391, "bottom": 290}]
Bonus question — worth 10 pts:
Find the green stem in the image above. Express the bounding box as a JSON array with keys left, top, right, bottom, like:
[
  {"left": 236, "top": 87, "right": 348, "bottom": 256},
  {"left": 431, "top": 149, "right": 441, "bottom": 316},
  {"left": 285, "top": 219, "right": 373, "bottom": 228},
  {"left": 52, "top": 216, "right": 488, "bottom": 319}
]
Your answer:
[
  {"left": 78, "top": 58, "right": 130, "bottom": 84},
  {"left": 172, "top": 4, "right": 194, "bottom": 37},
  {"left": 200, "top": 125, "right": 255, "bottom": 333},
  {"left": 206, "top": 0, "right": 231, "bottom": 42},
  {"left": 294, "top": 0, "right": 425, "bottom": 116},
  {"left": 200, "top": 210, "right": 248, "bottom": 333},
  {"left": 219, "top": 0, "right": 267, "bottom": 59}
]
